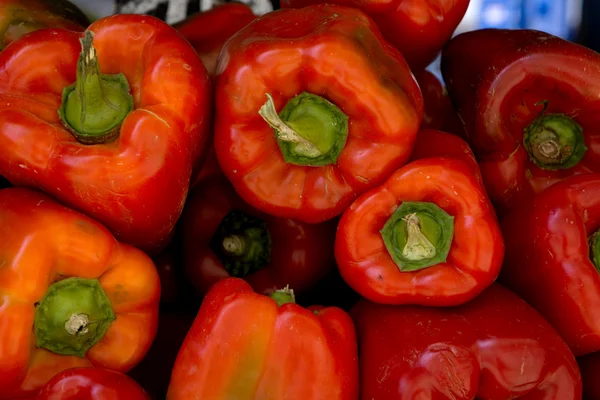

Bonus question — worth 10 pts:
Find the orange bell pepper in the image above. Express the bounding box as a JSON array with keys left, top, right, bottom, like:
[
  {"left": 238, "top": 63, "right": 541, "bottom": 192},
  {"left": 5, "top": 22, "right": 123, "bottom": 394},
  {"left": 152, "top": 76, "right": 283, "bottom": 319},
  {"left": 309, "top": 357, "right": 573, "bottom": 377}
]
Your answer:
[
  {"left": 0, "top": 187, "right": 160, "bottom": 398},
  {"left": 167, "top": 278, "right": 359, "bottom": 400}
]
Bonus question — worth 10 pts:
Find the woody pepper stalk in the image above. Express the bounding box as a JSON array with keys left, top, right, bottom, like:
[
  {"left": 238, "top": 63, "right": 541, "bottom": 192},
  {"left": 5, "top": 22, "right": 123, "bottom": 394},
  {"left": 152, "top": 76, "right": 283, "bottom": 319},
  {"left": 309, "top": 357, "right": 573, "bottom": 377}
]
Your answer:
[
  {"left": 0, "top": 14, "right": 211, "bottom": 254},
  {"left": 500, "top": 174, "right": 600, "bottom": 357},
  {"left": 0, "top": 188, "right": 160, "bottom": 398},
  {"left": 167, "top": 278, "right": 359, "bottom": 399},
  {"left": 335, "top": 130, "right": 503, "bottom": 306},
  {"left": 180, "top": 175, "right": 337, "bottom": 297},
  {"left": 214, "top": 4, "right": 423, "bottom": 223},
  {"left": 442, "top": 29, "right": 600, "bottom": 217}
]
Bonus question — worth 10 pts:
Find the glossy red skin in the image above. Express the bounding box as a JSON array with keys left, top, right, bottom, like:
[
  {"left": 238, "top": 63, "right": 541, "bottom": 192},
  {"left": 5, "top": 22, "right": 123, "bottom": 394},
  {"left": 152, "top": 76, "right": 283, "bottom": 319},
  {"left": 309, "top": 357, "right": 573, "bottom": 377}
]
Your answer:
[
  {"left": 0, "top": 15, "right": 211, "bottom": 254},
  {"left": 335, "top": 156, "right": 503, "bottom": 306},
  {"left": 579, "top": 353, "right": 600, "bottom": 399},
  {"left": 415, "top": 70, "right": 466, "bottom": 138},
  {"left": 214, "top": 4, "right": 423, "bottom": 224},
  {"left": 31, "top": 368, "right": 149, "bottom": 400},
  {"left": 442, "top": 29, "right": 600, "bottom": 218},
  {"left": 180, "top": 175, "right": 337, "bottom": 296},
  {"left": 167, "top": 278, "right": 359, "bottom": 399},
  {"left": 0, "top": 0, "right": 89, "bottom": 50},
  {"left": 351, "top": 283, "right": 582, "bottom": 399},
  {"left": 281, "top": 0, "right": 469, "bottom": 70},
  {"left": 175, "top": 3, "right": 256, "bottom": 76},
  {"left": 500, "top": 174, "right": 600, "bottom": 357}
]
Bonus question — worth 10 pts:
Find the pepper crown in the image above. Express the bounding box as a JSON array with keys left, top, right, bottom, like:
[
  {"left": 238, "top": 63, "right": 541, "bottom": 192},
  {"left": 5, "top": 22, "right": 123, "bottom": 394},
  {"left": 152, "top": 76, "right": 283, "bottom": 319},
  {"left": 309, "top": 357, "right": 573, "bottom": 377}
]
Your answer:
[
  {"left": 58, "top": 30, "right": 133, "bottom": 145},
  {"left": 259, "top": 92, "right": 349, "bottom": 167},
  {"left": 380, "top": 201, "right": 455, "bottom": 272},
  {"left": 34, "top": 277, "right": 116, "bottom": 357},
  {"left": 523, "top": 114, "right": 587, "bottom": 170}
]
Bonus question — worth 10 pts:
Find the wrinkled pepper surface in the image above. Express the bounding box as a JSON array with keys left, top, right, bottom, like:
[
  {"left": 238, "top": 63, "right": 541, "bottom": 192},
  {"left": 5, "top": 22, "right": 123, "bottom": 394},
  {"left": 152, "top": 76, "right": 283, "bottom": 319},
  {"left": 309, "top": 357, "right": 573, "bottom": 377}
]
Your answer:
[
  {"left": 181, "top": 175, "right": 337, "bottom": 296},
  {"left": 167, "top": 278, "right": 359, "bottom": 400},
  {"left": 281, "top": 0, "right": 470, "bottom": 70},
  {"left": 0, "top": 0, "right": 89, "bottom": 50},
  {"left": 336, "top": 130, "right": 502, "bottom": 306},
  {"left": 214, "top": 4, "right": 423, "bottom": 223},
  {"left": 501, "top": 174, "right": 600, "bottom": 357},
  {"left": 175, "top": 3, "right": 256, "bottom": 75},
  {"left": 352, "top": 284, "right": 582, "bottom": 399},
  {"left": 0, "top": 14, "right": 211, "bottom": 254},
  {"left": 442, "top": 29, "right": 600, "bottom": 217},
  {"left": 31, "top": 367, "right": 150, "bottom": 400},
  {"left": 0, "top": 187, "right": 160, "bottom": 398}
]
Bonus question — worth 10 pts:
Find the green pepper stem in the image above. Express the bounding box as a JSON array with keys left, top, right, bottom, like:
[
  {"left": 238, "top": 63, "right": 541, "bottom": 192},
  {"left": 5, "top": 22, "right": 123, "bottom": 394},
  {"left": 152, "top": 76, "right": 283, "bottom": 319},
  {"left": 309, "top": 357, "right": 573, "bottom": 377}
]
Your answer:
[
  {"left": 258, "top": 92, "right": 349, "bottom": 167},
  {"left": 381, "top": 202, "right": 454, "bottom": 272},
  {"left": 34, "top": 277, "right": 115, "bottom": 357},
  {"left": 270, "top": 285, "right": 296, "bottom": 307},
  {"left": 523, "top": 114, "right": 587, "bottom": 170},
  {"left": 589, "top": 231, "right": 600, "bottom": 273},
  {"left": 210, "top": 210, "right": 272, "bottom": 278},
  {"left": 58, "top": 30, "right": 133, "bottom": 145}
]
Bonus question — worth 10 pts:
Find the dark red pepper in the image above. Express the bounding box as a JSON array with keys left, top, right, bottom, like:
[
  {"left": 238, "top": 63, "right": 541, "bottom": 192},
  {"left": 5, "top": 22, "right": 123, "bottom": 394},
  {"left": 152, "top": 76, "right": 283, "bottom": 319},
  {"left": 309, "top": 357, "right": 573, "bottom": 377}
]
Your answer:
[
  {"left": 414, "top": 70, "right": 466, "bottom": 138},
  {"left": 352, "top": 284, "right": 582, "bottom": 399},
  {"left": 579, "top": 352, "right": 600, "bottom": 399},
  {"left": 442, "top": 29, "right": 600, "bottom": 217},
  {"left": 180, "top": 175, "right": 337, "bottom": 297},
  {"left": 501, "top": 173, "right": 600, "bottom": 357}
]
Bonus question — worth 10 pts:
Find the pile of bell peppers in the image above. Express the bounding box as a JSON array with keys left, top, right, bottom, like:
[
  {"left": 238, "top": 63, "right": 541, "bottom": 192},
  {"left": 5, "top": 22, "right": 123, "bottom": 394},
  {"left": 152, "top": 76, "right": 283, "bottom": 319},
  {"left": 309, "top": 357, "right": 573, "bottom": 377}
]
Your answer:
[{"left": 2, "top": 0, "right": 600, "bottom": 399}]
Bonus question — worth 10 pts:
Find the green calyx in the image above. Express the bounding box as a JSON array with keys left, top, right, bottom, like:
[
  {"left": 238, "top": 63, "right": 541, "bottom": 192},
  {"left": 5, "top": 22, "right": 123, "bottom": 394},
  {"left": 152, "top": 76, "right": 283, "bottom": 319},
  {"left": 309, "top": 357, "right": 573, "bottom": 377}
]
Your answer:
[
  {"left": 210, "top": 210, "right": 272, "bottom": 277},
  {"left": 380, "top": 201, "right": 454, "bottom": 272},
  {"left": 523, "top": 114, "right": 587, "bottom": 170},
  {"left": 270, "top": 285, "right": 296, "bottom": 307},
  {"left": 34, "top": 277, "right": 116, "bottom": 357},
  {"left": 589, "top": 231, "right": 600, "bottom": 273},
  {"left": 58, "top": 30, "right": 133, "bottom": 145},
  {"left": 258, "top": 92, "right": 349, "bottom": 167}
]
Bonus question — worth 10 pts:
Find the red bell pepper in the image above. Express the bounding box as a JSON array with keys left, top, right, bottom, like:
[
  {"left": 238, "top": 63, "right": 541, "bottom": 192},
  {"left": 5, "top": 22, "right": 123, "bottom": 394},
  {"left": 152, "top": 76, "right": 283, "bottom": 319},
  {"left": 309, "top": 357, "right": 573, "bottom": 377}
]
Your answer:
[
  {"left": 32, "top": 367, "right": 149, "bottom": 400},
  {"left": 500, "top": 173, "right": 600, "bottom": 357},
  {"left": 180, "top": 175, "right": 337, "bottom": 296},
  {"left": 167, "top": 278, "right": 359, "bottom": 400},
  {"left": 0, "top": 0, "right": 89, "bottom": 50},
  {"left": 579, "top": 352, "right": 600, "bottom": 399},
  {"left": 281, "top": 0, "right": 469, "bottom": 70},
  {"left": 351, "top": 284, "right": 582, "bottom": 399},
  {"left": 174, "top": 3, "right": 256, "bottom": 76},
  {"left": 214, "top": 4, "right": 423, "bottom": 223},
  {"left": 0, "top": 15, "right": 211, "bottom": 254},
  {"left": 414, "top": 70, "right": 466, "bottom": 138},
  {"left": 336, "top": 132, "right": 502, "bottom": 306},
  {"left": 0, "top": 187, "right": 160, "bottom": 398},
  {"left": 442, "top": 29, "right": 600, "bottom": 217}
]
